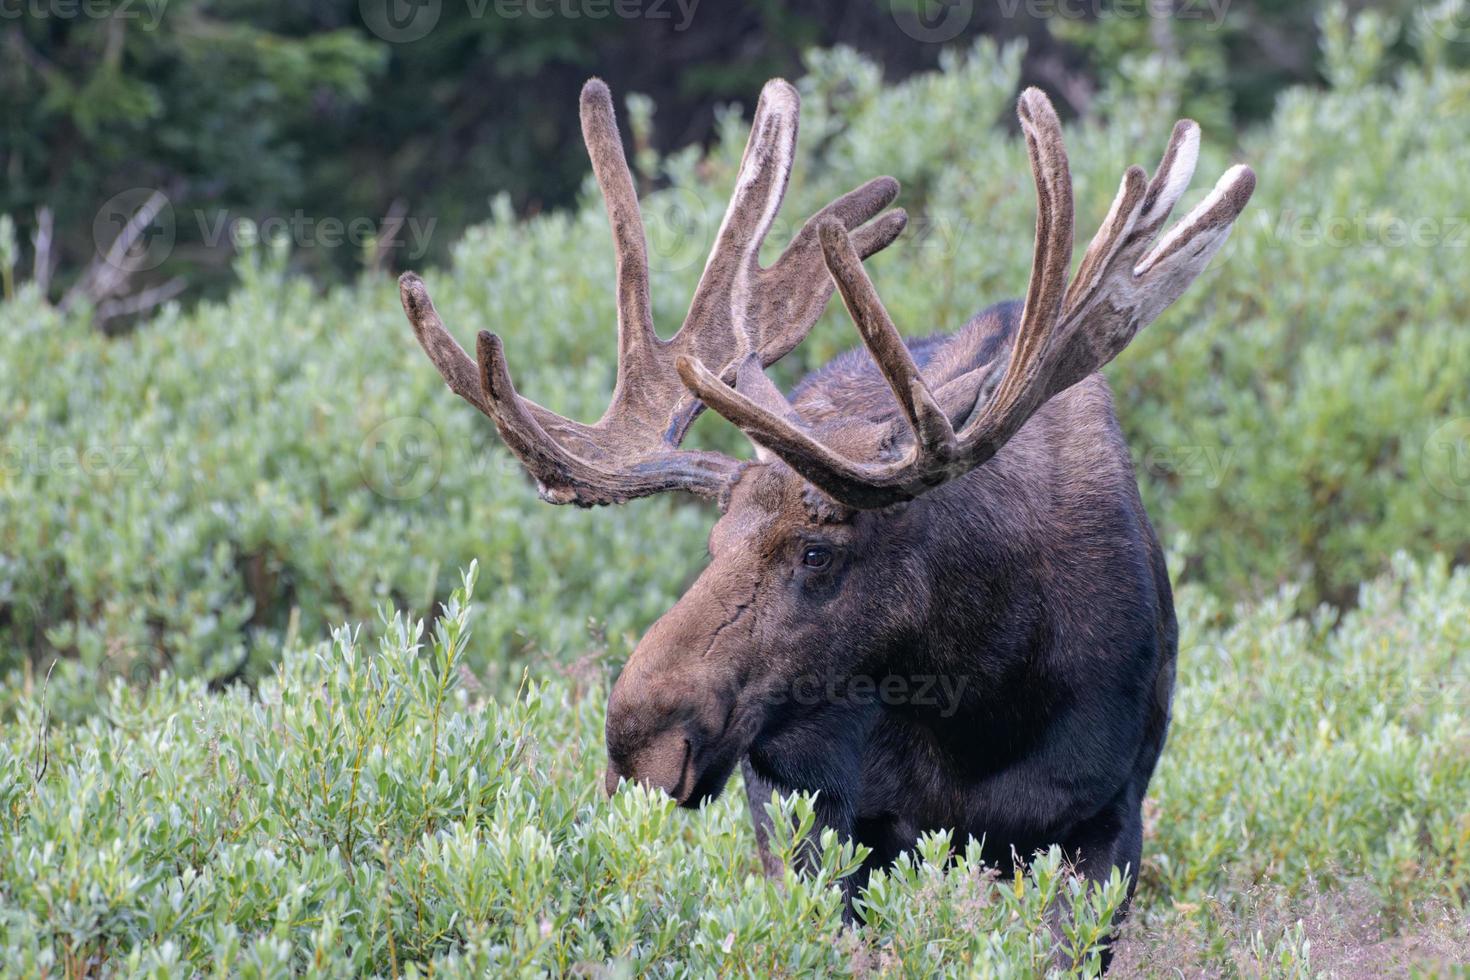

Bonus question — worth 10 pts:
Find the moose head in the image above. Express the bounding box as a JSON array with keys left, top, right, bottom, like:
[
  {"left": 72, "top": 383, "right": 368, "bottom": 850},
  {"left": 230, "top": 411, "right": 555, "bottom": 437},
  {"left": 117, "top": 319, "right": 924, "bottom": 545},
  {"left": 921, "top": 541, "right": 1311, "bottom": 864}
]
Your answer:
[{"left": 398, "top": 78, "right": 1253, "bottom": 816}]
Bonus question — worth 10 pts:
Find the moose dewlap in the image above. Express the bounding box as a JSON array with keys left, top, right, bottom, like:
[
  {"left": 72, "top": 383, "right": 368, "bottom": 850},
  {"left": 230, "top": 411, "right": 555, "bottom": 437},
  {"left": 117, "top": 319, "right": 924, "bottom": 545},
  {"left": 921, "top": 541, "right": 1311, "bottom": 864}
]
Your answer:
[{"left": 396, "top": 75, "right": 1253, "bottom": 961}]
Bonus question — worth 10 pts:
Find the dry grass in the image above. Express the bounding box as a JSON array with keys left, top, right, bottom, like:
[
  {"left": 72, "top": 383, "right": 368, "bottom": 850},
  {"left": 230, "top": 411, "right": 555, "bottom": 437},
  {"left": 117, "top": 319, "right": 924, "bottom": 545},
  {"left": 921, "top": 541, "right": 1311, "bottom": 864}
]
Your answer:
[{"left": 1112, "top": 876, "right": 1469, "bottom": 978}]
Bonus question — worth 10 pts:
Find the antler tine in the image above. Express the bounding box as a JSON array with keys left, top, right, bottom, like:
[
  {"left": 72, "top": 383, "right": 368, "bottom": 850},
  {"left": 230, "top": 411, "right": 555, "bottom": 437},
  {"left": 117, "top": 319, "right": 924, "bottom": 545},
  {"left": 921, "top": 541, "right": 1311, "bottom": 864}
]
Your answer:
[
  {"left": 668, "top": 79, "right": 907, "bottom": 440},
  {"left": 1135, "top": 164, "right": 1255, "bottom": 278},
  {"left": 1062, "top": 165, "right": 1148, "bottom": 318},
  {"left": 580, "top": 78, "right": 659, "bottom": 381},
  {"left": 673, "top": 80, "right": 907, "bottom": 369},
  {"left": 400, "top": 274, "right": 621, "bottom": 503},
  {"left": 1038, "top": 133, "right": 1252, "bottom": 400},
  {"left": 817, "top": 221, "right": 955, "bottom": 460},
  {"left": 684, "top": 87, "right": 1254, "bottom": 512},
  {"left": 474, "top": 330, "right": 581, "bottom": 489},
  {"left": 709, "top": 80, "right": 799, "bottom": 278},
  {"left": 400, "top": 271, "right": 489, "bottom": 416},
  {"left": 1136, "top": 119, "right": 1201, "bottom": 238},
  {"left": 1059, "top": 119, "right": 1194, "bottom": 324},
  {"left": 961, "top": 88, "right": 1074, "bottom": 446},
  {"left": 753, "top": 176, "right": 907, "bottom": 364},
  {"left": 675, "top": 79, "right": 801, "bottom": 364},
  {"left": 676, "top": 353, "right": 901, "bottom": 508}
]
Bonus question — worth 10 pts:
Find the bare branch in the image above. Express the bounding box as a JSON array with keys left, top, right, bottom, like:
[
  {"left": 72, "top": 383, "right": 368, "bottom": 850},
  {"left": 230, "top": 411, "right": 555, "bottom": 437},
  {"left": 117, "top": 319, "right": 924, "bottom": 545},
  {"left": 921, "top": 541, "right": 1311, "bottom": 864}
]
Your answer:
[
  {"left": 93, "top": 277, "right": 186, "bottom": 324},
  {"left": 32, "top": 206, "right": 54, "bottom": 298}
]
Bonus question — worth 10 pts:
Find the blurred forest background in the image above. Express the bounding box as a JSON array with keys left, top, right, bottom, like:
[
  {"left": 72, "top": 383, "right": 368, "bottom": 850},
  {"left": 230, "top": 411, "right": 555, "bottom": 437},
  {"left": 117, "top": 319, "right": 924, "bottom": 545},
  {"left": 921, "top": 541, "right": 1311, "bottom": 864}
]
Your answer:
[
  {"left": 0, "top": 0, "right": 1442, "bottom": 314},
  {"left": 4, "top": 3, "right": 1470, "bottom": 970}
]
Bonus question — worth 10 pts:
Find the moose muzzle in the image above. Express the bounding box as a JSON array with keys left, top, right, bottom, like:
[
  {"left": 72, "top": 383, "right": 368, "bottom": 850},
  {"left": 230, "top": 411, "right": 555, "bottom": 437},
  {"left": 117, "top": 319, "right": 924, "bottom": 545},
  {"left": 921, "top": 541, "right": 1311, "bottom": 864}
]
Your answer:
[
  {"left": 604, "top": 563, "right": 758, "bottom": 806},
  {"left": 603, "top": 727, "right": 696, "bottom": 802}
]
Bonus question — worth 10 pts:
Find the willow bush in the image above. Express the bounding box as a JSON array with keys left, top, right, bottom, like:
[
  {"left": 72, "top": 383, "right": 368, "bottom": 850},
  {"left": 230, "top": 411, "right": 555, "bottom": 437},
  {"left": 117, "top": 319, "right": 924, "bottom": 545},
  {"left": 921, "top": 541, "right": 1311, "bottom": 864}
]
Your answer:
[
  {"left": 1, "top": 557, "right": 1467, "bottom": 975},
  {"left": 2, "top": 14, "right": 1468, "bottom": 683}
]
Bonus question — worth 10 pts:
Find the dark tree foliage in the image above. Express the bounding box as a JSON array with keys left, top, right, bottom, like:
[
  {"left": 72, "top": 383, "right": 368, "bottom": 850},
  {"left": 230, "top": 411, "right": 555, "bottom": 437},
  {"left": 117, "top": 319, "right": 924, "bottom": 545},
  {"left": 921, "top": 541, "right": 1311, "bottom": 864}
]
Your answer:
[{"left": 0, "top": 0, "right": 1436, "bottom": 303}]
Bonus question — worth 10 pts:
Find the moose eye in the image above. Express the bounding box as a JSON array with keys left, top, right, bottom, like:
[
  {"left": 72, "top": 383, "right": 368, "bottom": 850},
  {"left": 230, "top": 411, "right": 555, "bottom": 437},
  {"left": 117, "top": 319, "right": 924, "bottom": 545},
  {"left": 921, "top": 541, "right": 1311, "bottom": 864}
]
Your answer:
[{"left": 800, "top": 544, "right": 833, "bottom": 570}]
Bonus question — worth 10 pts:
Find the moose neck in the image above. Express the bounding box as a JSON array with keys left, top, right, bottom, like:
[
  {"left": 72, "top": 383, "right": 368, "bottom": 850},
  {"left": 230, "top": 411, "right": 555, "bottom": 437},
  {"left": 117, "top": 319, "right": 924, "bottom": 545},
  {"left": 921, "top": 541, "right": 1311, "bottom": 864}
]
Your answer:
[{"left": 878, "top": 373, "right": 1145, "bottom": 729}]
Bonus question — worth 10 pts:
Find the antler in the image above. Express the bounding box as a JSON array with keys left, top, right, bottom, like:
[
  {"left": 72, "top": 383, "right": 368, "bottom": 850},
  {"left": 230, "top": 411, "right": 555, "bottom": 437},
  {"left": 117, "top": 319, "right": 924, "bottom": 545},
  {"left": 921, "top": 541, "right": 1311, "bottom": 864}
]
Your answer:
[
  {"left": 400, "top": 77, "right": 908, "bottom": 506},
  {"left": 680, "top": 88, "right": 1255, "bottom": 510}
]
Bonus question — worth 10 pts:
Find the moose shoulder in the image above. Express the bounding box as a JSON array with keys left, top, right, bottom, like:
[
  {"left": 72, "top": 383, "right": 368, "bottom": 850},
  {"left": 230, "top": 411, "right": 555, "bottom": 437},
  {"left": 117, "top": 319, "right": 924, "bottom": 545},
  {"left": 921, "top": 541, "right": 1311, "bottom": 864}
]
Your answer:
[{"left": 398, "top": 76, "right": 1253, "bottom": 948}]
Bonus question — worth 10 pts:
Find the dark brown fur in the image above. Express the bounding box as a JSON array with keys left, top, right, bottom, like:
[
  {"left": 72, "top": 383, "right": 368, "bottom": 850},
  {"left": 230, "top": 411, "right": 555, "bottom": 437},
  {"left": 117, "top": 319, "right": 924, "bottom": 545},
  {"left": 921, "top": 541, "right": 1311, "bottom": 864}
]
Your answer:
[{"left": 605, "top": 302, "right": 1178, "bottom": 932}]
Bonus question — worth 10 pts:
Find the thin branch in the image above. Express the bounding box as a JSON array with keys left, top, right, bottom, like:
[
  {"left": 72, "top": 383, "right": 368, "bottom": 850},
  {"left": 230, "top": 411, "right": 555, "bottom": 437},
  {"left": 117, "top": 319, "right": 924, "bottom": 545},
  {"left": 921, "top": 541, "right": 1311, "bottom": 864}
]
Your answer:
[
  {"left": 92, "top": 188, "right": 169, "bottom": 297},
  {"left": 63, "top": 188, "right": 169, "bottom": 310},
  {"left": 31, "top": 659, "right": 56, "bottom": 784},
  {"left": 369, "top": 198, "right": 407, "bottom": 273},
  {"left": 92, "top": 276, "right": 185, "bottom": 323},
  {"left": 32, "top": 206, "right": 54, "bottom": 298}
]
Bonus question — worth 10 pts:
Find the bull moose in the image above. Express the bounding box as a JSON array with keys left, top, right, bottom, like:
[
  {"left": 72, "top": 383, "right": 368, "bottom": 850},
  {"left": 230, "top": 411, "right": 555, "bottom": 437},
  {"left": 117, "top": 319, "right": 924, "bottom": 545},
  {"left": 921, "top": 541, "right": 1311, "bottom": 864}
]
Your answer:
[{"left": 398, "top": 76, "right": 1253, "bottom": 945}]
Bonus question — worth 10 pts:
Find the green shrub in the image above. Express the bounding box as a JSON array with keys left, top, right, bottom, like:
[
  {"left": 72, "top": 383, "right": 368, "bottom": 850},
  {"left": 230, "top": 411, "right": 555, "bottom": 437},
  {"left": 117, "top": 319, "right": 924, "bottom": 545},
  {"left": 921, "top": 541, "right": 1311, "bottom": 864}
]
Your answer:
[
  {"left": 5, "top": 21, "right": 1470, "bottom": 680},
  {"left": 1144, "top": 554, "right": 1470, "bottom": 943},
  {"left": 1, "top": 557, "right": 1466, "bottom": 975},
  {"left": 0, "top": 567, "right": 1129, "bottom": 977}
]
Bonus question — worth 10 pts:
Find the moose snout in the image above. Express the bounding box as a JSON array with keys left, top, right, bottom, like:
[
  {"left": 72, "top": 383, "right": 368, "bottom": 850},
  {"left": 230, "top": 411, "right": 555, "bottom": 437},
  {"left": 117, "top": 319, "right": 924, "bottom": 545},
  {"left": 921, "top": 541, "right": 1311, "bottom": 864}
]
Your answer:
[
  {"left": 604, "top": 726, "right": 696, "bottom": 802},
  {"left": 604, "top": 579, "right": 754, "bottom": 806}
]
